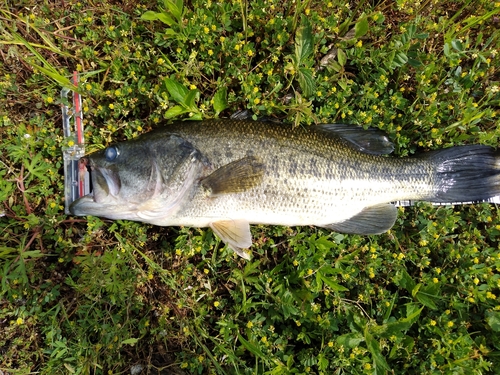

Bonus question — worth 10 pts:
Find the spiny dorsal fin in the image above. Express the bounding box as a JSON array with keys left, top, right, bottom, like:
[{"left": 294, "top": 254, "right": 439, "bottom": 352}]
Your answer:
[
  {"left": 323, "top": 203, "right": 398, "bottom": 235},
  {"left": 201, "top": 156, "right": 265, "bottom": 197},
  {"left": 316, "top": 124, "right": 394, "bottom": 155},
  {"left": 210, "top": 220, "right": 252, "bottom": 259}
]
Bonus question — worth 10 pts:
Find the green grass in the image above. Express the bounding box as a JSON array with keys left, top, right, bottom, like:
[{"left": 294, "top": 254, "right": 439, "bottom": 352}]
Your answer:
[{"left": 1, "top": 0, "right": 500, "bottom": 374}]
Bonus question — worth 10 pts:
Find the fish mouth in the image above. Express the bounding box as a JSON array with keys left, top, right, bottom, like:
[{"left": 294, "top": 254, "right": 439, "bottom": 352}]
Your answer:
[
  {"left": 69, "top": 158, "right": 121, "bottom": 216},
  {"left": 91, "top": 162, "right": 121, "bottom": 203}
]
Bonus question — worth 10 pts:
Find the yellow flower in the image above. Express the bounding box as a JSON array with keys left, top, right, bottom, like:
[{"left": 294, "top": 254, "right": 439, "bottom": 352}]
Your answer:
[
  {"left": 109, "top": 103, "right": 114, "bottom": 109},
  {"left": 356, "top": 40, "right": 363, "bottom": 47},
  {"left": 247, "top": 321, "right": 253, "bottom": 328},
  {"left": 213, "top": 301, "right": 220, "bottom": 307},
  {"left": 16, "top": 317, "right": 24, "bottom": 325},
  {"left": 46, "top": 97, "right": 53, "bottom": 104},
  {"left": 430, "top": 320, "right": 436, "bottom": 326}
]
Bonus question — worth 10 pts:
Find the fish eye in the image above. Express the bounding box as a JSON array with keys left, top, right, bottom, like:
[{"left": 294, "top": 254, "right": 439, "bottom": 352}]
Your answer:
[{"left": 104, "top": 146, "right": 119, "bottom": 162}]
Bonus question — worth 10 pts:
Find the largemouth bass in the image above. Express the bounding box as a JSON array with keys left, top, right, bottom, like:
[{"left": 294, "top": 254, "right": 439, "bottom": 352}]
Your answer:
[{"left": 70, "top": 120, "right": 500, "bottom": 259}]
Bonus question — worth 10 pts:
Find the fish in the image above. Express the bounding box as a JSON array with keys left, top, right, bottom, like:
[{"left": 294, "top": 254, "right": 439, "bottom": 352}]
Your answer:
[{"left": 70, "top": 119, "right": 500, "bottom": 259}]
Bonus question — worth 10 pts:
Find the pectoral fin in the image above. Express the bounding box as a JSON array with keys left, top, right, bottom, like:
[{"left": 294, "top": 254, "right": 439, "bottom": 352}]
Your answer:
[
  {"left": 323, "top": 204, "right": 398, "bottom": 235},
  {"left": 201, "top": 156, "right": 265, "bottom": 197},
  {"left": 210, "top": 219, "right": 252, "bottom": 259}
]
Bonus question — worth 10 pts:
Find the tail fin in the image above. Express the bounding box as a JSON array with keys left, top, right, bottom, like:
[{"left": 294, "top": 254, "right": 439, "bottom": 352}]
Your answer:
[{"left": 427, "top": 145, "right": 500, "bottom": 203}]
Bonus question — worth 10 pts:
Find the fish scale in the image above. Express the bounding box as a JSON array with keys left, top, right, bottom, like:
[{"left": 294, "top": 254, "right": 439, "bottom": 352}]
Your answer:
[{"left": 163, "top": 120, "right": 430, "bottom": 223}]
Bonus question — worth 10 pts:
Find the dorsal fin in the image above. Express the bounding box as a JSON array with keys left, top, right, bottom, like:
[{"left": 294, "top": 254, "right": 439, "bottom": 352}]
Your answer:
[{"left": 315, "top": 124, "right": 394, "bottom": 155}]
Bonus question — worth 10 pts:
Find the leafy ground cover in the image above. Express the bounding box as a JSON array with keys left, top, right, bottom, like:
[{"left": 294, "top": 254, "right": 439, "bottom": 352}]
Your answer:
[{"left": 1, "top": 0, "right": 499, "bottom": 374}]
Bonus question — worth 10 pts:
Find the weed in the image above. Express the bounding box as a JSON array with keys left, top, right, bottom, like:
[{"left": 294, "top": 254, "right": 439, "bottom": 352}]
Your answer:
[{"left": 0, "top": 0, "right": 499, "bottom": 374}]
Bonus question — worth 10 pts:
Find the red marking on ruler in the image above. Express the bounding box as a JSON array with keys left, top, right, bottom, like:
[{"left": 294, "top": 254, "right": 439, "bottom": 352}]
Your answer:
[
  {"left": 73, "top": 72, "right": 85, "bottom": 196},
  {"left": 73, "top": 72, "right": 83, "bottom": 144}
]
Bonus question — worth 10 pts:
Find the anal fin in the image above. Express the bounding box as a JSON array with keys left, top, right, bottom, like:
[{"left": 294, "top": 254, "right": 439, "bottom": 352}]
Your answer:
[
  {"left": 210, "top": 219, "right": 252, "bottom": 259},
  {"left": 323, "top": 204, "right": 398, "bottom": 235}
]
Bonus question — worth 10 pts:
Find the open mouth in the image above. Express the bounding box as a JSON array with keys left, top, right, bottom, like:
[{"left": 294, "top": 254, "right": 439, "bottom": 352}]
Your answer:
[
  {"left": 90, "top": 163, "right": 120, "bottom": 203},
  {"left": 68, "top": 159, "right": 121, "bottom": 215}
]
